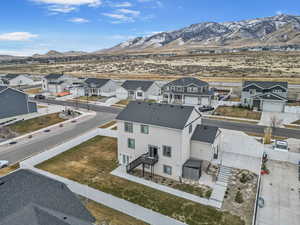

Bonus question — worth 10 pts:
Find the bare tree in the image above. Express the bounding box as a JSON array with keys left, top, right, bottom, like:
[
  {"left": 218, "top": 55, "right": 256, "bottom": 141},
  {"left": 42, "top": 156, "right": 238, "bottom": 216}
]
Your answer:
[{"left": 270, "top": 115, "right": 283, "bottom": 128}]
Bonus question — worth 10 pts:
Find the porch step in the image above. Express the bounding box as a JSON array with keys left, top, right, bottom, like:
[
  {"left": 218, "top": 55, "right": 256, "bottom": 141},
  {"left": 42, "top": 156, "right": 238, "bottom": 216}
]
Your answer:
[{"left": 217, "top": 165, "right": 232, "bottom": 184}]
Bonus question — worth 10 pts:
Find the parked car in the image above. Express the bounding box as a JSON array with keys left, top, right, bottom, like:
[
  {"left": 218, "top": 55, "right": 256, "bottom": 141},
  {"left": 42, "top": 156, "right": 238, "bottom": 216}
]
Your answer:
[
  {"left": 0, "top": 160, "right": 9, "bottom": 168},
  {"left": 199, "top": 106, "right": 214, "bottom": 112},
  {"left": 34, "top": 94, "right": 46, "bottom": 100}
]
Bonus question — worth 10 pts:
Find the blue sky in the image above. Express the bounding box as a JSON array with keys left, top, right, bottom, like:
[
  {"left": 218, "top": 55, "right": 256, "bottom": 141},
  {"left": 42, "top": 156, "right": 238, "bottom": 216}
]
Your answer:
[{"left": 0, "top": 0, "right": 299, "bottom": 56}]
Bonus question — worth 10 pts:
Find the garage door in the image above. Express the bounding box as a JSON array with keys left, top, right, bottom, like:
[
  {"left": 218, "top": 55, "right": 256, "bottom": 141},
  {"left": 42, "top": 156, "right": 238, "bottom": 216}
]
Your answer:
[
  {"left": 201, "top": 97, "right": 209, "bottom": 106},
  {"left": 185, "top": 96, "right": 198, "bottom": 105},
  {"left": 262, "top": 101, "right": 284, "bottom": 112}
]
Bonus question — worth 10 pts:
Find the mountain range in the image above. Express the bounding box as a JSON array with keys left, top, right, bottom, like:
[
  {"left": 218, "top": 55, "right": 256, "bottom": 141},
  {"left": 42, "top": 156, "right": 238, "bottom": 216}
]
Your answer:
[{"left": 106, "top": 14, "right": 300, "bottom": 52}]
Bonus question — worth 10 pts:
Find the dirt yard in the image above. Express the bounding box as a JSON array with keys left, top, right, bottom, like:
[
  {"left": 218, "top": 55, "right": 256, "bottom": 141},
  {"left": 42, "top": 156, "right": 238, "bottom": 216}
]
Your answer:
[
  {"left": 214, "top": 106, "right": 262, "bottom": 120},
  {"left": 37, "top": 136, "right": 245, "bottom": 225},
  {"left": 222, "top": 169, "right": 258, "bottom": 225}
]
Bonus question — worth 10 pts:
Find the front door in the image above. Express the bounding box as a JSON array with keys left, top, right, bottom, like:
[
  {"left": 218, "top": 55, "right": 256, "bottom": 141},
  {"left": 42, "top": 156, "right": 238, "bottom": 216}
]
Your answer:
[
  {"left": 122, "top": 154, "right": 130, "bottom": 165},
  {"left": 149, "top": 145, "right": 158, "bottom": 158}
]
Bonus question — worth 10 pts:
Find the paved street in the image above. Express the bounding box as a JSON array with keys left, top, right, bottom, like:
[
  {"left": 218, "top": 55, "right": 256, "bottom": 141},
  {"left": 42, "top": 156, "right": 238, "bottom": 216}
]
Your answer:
[
  {"left": 34, "top": 98, "right": 300, "bottom": 139},
  {"left": 0, "top": 112, "right": 115, "bottom": 164}
]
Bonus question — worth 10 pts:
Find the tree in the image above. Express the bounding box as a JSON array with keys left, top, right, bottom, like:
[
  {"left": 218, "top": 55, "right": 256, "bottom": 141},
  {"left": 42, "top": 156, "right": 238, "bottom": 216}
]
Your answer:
[{"left": 270, "top": 115, "right": 283, "bottom": 128}]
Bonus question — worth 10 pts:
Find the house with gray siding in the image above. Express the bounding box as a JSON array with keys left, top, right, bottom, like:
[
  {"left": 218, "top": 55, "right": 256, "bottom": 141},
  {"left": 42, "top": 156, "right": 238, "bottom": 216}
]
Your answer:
[
  {"left": 161, "top": 77, "right": 214, "bottom": 106},
  {"left": 1, "top": 74, "right": 34, "bottom": 86},
  {"left": 116, "top": 101, "right": 221, "bottom": 181},
  {"left": 0, "top": 86, "right": 37, "bottom": 121},
  {"left": 42, "top": 73, "right": 74, "bottom": 94},
  {"left": 84, "top": 78, "right": 117, "bottom": 97},
  {"left": 241, "top": 81, "right": 288, "bottom": 112},
  {"left": 0, "top": 169, "right": 95, "bottom": 225},
  {"left": 116, "top": 80, "right": 160, "bottom": 100}
]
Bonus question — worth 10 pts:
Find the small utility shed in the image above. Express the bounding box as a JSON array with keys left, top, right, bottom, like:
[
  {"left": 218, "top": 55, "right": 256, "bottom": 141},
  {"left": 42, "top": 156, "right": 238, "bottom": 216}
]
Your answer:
[
  {"left": 182, "top": 158, "right": 202, "bottom": 180},
  {"left": 190, "top": 125, "right": 221, "bottom": 161}
]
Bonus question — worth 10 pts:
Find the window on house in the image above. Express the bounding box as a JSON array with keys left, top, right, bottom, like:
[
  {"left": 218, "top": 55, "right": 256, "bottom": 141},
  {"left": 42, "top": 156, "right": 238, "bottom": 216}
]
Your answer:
[
  {"left": 141, "top": 125, "right": 149, "bottom": 134},
  {"left": 163, "top": 146, "right": 172, "bottom": 157},
  {"left": 163, "top": 165, "right": 172, "bottom": 175},
  {"left": 124, "top": 122, "right": 133, "bottom": 133},
  {"left": 165, "top": 86, "right": 169, "bottom": 91},
  {"left": 176, "top": 87, "right": 184, "bottom": 92},
  {"left": 171, "top": 86, "right": 176, "bottom": 91},
  {"left": 192, "top": 87, "right": 198, "bottom": 92},
  {"left": 249, "top": 89, "right": 256, "bottom": 95},
  {"left": 137, "top": 92, "right": 143, "bottom": 97},
  {"left": 128, "top": 138, "right": 135, "bottom": 149},
  {"left": 273, "top": 89, "right": 282, "bottom": 93},
  {"left": 189, "top": 124, "right": 193, "bottom": 133}
]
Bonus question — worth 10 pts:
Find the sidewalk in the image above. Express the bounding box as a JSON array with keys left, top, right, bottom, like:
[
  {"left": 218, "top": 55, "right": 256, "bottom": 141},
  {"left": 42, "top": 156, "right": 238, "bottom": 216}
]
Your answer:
[{"left": 111, "top": 166, "right": 212, "bottom": 207}]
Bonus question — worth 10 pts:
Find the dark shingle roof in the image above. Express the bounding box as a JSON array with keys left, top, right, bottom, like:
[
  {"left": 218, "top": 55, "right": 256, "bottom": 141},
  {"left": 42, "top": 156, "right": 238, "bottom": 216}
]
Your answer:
[
  {"left": 116, "top": 101, "right": 195, "bottom": 130},
  {"left": 164, "top": 77, "right": 208, "bottom": 88},
  {"left": 45, "top": 74, "right": 64, "bottom": 80},
  {"left": 2, "top": 74, "right": 20, "bottom": 80},
  {"left": 85, "top": 78, "right": 110, "bottom": 88},
  {"left": 121, "top": 80, "right": 154, "bottom": 91},
  {"left": 0, "top": 169, "right": 95, "bottom": 225},
  {"left": 191, "top": 125, "right": 219, "bottom": 144},
  {"left": 0, "top": 85, "right": 8, "bottom": 92},
  {"left": 243, "top": 81, "right": 288, "bottom": 89}
]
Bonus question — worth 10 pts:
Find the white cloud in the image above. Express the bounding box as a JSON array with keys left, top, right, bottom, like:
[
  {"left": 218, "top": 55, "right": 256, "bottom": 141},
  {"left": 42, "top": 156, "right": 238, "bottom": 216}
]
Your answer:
[
  {"left": 48, "top": 5, "right": 76, "bottom": 13},
  {"left": 276, "top": 10, "right": 283, "bottom": 15},
  {"left": 0, "top": 32, "right": 38, "bottom": 41},
  {"left": 69, "top": 17, "right": 90, "bottom": 23},
  {"left": 102, "top": 12, "right": 134, "bottom": 23},
  {"left": 32, "top": 0, "right": 101, "bottom": 7},
  {"left": 111, "top": 2, "right": 132, "bottom": 7},
  {"left": 116, "top": 8, "right": 140, "bottom": 17}
]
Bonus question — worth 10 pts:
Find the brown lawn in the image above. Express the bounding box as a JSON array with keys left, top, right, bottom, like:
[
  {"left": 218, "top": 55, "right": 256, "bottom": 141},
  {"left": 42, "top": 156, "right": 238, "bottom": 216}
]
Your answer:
[
  {"left": 99, "top": 120, "right": 116, "bottom": 129},
  {"left": 214, "top": 106, "right": 261, "bottom": 120}
]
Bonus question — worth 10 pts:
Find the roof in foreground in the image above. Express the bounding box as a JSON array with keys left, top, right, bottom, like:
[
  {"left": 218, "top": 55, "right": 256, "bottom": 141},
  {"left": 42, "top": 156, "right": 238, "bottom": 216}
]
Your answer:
[
  {"left": 116, "top": 101, "right": 195, "bottom": 130},
  {"left": 0, "top": 169, "right": 95, "bottom": 225},
  {"left": 164, "top": 77, "right": 209, "bottom": 87},
  {"left": 243, "top": 80, "right": 288, "bottom": 89},
  {"left": 121, "top": 80, "right": 155, "bottom": 91},
  {"left": 2, "top": 74, "right": 22, "bottom": 80},
  {"left": 0, "top": 85, "right": 8, "bottom": 92},
  {"left": 191, "top": 125, "right": 219, "bottom": 144}
]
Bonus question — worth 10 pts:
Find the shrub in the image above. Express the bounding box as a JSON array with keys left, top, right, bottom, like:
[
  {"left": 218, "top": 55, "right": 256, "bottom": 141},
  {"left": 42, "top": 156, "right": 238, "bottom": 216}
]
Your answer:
[{"left": 235, "top": 191, "right": 244, "bottom": 204}]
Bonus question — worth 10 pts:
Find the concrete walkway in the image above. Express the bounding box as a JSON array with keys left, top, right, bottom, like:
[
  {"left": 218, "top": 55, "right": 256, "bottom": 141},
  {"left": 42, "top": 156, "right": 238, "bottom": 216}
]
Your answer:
[
  {"left": 20, "top": 166, "right": 186, "bottom": 225},
  {"left": 111, "top": 166, "right": 213, "bottom": 207}
]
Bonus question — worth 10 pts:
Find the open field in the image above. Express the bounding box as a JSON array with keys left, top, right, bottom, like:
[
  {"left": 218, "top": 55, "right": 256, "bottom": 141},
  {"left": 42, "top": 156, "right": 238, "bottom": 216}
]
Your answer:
[
  {"left": 1, "top": 52, "right": 300, "bottom": 83},
  {"left": 8, "top": 113, "right": 66, "bottom": 135},
  {"left": 99, "top": 120, "right": 116, "bottom": 128},
  {"left": 81, "top": 197, "right": 148, "bottom": 225},
  {"left": 214, "top": 106, "right": 262, "bottom": 120},
  {"left": 37, "top": 136, "right": 244, "bottom": 225}
]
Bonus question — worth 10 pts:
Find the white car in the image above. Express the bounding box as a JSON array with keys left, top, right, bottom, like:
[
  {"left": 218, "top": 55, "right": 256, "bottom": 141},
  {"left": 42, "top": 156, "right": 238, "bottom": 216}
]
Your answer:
[{"left": 0, "top": 160, "right": 9, "bottom": 168}]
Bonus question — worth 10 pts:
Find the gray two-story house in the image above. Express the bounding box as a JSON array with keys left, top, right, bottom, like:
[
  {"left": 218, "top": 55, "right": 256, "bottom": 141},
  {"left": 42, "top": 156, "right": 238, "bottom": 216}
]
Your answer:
[
  {"left": 161, "top": 77, "right": 214, "bottom": 106},
  {"left": 241, "top": 81, "right": 288, "bottom": 112}
]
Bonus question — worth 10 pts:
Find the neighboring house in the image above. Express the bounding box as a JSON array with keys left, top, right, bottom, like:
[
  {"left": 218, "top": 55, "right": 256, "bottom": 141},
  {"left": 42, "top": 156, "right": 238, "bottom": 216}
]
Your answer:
[
  {"left": 0, "top": 169, "right": 95, "bottom": 225},
  {"left": 116, "top": 80, "right": 160, "bottom": 100},
  {"left": 241, "top": 81, "right": 288, "bottom": 112},
  {"left": 116, "top": 101, "right": 221, "bottom": 181},
  {"left": 42, "top": 73, "right": 74, "bottom": 94},
  {"left": 84, "top": 78, "right": 117, "bottom": 97},
  {"left": 1, "top": 74, "right": 34, "bottom": 86},
  {"left": 161, "top": 77, "right": 214, "bottom": 106},
  {"left": 0, "top": 86, "right": 37, "bottom": 121}
]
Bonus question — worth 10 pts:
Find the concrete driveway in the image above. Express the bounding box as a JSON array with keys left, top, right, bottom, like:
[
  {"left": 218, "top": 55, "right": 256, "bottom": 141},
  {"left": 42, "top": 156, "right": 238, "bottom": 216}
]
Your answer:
[
  {"left": 259, "top": 112, "right": 300, "bottom": 127},
  {"left": 257, "top": 161, "right": 300, "bottom": 225}
]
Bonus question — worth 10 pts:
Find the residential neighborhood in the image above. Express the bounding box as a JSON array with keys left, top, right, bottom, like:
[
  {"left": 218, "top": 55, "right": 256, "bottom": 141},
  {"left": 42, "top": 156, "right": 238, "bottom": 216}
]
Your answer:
[{"left": 0, "top": 2, "right": 300, "bottom": 225}]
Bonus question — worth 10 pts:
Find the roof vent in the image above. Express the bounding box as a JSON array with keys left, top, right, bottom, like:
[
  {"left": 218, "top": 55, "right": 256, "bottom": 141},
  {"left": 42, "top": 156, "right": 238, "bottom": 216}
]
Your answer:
[
  {"left": 204, "top": 126, "right": 207, "bottom": 130},
  {"left": 0, "top": 180, "right": 5, "bottom": 186},
  {"left": 138, "top": 102, "right": 141, "bottom": 104},
  {"left": 63, "top": 217, "right": 67, "bottom": 220},
  {"left": 170, "top": 105, "right": 174, "bottom": 108},
  {"left": 148, "top": 103, "right": 152, "bottom": 106},
  {"left": 180, "top": 106, "right": 184, "bottom": 109}
]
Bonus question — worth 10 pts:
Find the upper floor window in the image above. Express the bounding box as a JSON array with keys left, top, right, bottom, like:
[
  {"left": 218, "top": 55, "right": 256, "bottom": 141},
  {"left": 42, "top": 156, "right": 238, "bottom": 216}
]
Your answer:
[
  {"left": 273, "top": 89, "right": 282, "bottom": 93},
  {"left": 176, "top": 87, "right": 184, "bottom": 92},
  {"left": 188, "top": 87, "right": 198, "bottom": 93},
  {"left": 249, "top": 89, "right": 256, "bottom": 95},
  {"left": 137, "top": 92, "right": 143, "bottom": 97},
  {"left": 171, "top": 86, "right": 176, "bottom": 91},
  {"left": 128, "top": 138, "right": 135, "bottom": 149},
  {"left": 163, "top": 146, "right": 172, "bottom": 157},
  {"left": 124, "top": 122, "right": 133, "bottom": 133},
  {"left": 141, "top": 125, "right": 149, "bottom": 134},
  {"left": 165, "top": 86, "right": 169, "bottom": 91}
]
